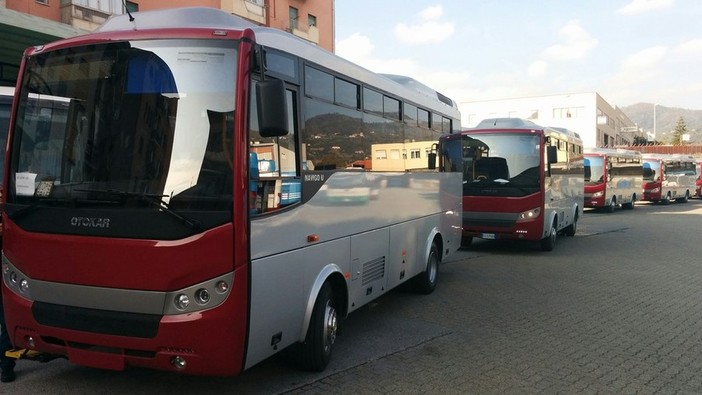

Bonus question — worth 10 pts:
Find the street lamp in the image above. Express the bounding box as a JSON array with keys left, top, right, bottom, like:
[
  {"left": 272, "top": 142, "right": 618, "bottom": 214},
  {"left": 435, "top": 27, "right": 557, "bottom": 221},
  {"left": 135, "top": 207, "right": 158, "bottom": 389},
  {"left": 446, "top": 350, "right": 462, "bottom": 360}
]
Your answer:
[{"left": 653, "top": 103, "right": 658, "bottom": 141}]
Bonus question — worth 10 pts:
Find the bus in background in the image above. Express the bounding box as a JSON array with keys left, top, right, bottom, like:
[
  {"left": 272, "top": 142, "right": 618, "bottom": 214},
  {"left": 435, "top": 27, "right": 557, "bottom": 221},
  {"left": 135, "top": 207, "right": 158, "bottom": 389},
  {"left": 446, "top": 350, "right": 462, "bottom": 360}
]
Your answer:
[
  {"left": 641, "top": 154, "right": 697, "bottom": 204},
  {"left": 583, "top": 148, "right": 643, "bottom": 212},
  {"left": 1, "top": 8, "right": 462, "bottom": 376},
  {"left": 695, "top": 160, "right": 702, "bottom": 198},
  {"left": 439, "top": 118, "right": 584, "bottom": 251}
]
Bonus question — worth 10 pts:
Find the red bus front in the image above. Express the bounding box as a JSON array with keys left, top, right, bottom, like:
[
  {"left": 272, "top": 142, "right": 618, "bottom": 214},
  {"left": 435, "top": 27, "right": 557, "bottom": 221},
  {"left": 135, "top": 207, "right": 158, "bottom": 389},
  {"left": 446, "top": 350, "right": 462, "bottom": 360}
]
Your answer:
[
  {"left": 2, "top": 22, "right": 255, "bottom": 375},
  {"left": 440, "top": 130, "right": 546, "bottom": 243},
  {"left": 642, "top": 159, "right": 663, "bottom": 201},
  {"left": 583, "top": 154, "right": 606, "bottom": 208}
]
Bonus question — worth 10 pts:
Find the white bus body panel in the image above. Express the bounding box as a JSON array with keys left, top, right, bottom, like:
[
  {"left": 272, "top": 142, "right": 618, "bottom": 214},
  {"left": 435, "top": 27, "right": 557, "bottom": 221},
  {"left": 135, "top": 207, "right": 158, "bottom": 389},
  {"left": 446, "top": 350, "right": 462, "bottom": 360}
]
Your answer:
[{"left": 245, "top": 172, "right": 461, "bottom": 369}]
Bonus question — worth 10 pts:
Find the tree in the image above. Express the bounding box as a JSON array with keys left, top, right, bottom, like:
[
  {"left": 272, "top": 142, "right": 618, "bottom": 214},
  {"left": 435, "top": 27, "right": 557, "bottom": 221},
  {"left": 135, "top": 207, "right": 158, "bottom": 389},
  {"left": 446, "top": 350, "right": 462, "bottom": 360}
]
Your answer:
[
  {"left": 671, "top": 116, "right": 688, "bottom": 145},
  {"left": 633, "top": 135, "right": 650, "bottom": 145}
]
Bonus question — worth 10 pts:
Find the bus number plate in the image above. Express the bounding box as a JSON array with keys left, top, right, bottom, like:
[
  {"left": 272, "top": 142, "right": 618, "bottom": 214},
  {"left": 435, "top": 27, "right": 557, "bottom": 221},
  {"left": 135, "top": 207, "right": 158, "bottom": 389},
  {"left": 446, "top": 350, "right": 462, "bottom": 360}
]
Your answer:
[{"left": 481, "top": 233, "right": 496, "bottom": 240}]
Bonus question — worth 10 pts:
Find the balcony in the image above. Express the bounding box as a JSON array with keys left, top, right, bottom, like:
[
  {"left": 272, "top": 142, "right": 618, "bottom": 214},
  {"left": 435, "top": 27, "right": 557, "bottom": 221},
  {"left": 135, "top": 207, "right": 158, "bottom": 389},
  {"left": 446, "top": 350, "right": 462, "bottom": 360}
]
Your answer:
[{"left": 60, "top": 3, "right": 111, "bottom": 31}]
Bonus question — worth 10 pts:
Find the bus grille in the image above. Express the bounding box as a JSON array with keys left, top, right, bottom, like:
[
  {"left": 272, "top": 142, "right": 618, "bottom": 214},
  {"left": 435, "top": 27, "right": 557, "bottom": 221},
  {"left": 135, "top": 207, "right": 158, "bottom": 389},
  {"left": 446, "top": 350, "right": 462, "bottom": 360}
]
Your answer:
[
  {"left": 362, "top": 256, "right": 385, "bottom": 286},
  {"left": 32, "top": 302, "right": 161, "bottom": 338}
]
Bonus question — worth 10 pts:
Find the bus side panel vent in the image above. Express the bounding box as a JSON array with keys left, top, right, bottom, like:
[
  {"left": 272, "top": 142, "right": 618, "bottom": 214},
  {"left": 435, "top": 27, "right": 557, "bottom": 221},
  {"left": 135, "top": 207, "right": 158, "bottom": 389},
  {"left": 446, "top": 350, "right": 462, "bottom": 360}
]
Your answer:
[{"left": 362, "top": 256, "right": 385, "bottom": 286}]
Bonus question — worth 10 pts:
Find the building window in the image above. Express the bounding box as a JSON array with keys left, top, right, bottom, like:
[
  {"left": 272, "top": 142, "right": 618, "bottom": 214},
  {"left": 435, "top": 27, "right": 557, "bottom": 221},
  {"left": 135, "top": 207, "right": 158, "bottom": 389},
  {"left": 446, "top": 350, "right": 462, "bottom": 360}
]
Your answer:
[
  {"left": 390, "top": 149, "right": 401, "bottom": 160},
  {"left": 37, "top": 0, "right": 48, "bottom": 4},
  {"left": 308, "top": 14, "right": 317, "bottom": 28},
  {"left": 376, "top": 150, "right": 387, "bottom": 160},
  {"left": 289, "top": 7, "right": 299, "bottom": 30},
  {"left": 410, "top": 149, "right": 421, "bottom": 159},
  {"left": 125, "top": 1, "right": 138, "bottom": 13}
]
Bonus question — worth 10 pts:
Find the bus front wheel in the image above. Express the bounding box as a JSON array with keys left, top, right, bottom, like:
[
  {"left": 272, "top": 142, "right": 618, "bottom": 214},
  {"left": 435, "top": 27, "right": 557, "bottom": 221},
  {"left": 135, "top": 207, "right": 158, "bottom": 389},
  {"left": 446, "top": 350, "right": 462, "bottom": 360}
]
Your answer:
[
  {"left": 411, "top": 242, "right": 439, "bottom": 294},
  {"left": 540, "top": 220, "right": 557, "bottom": 251},
  {"left": 299, "top": 282, "right": 338, "bottom": 372}
]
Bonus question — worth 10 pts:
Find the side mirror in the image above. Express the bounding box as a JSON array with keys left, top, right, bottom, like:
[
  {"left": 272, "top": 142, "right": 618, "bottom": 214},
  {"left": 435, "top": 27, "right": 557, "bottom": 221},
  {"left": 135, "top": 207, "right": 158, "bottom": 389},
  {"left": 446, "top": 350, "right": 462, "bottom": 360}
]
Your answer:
[{"left": 256, "top": 79, "right": 288, "bottom": 137}]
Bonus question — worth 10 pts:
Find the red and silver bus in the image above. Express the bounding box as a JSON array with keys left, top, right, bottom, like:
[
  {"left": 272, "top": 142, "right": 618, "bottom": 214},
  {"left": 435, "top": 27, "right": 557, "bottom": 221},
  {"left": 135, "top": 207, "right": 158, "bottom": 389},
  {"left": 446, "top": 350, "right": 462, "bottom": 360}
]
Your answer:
[
  {"left": 641, "top": 154, "right": 696, "bottom": 204},
  {"left": 583, "top": 148, "right": 642, "bottom": 212},
  {"left": 1, "top": 8, "right": 462, "bottom": 376},
  {"left": 439, "top": 118, "right": 584, "bottom": 251}
]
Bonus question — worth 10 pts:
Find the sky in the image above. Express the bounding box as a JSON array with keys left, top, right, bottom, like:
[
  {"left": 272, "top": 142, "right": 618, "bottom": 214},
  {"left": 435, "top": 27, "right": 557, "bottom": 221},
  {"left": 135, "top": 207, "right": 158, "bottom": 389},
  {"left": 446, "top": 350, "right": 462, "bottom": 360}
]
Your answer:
[{"left": 334, "top": 0, "right": 702, "bottom": 117}]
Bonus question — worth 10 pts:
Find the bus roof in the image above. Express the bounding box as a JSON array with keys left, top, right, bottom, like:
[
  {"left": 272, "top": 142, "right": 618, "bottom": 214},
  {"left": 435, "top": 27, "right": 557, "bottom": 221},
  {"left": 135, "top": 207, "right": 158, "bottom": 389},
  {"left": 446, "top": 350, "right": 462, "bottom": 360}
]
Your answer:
[
  {"left": 467, "top": 118, "right": 582, "bottom": 143},
  {"left": 642, "top": 153, "right": 697, "bottom": 163},
  {"left": 94, "top": 7, "right": 459, "bottom": 119},
  {"left": 584, "top": 147, "right": 642, "bottom": 158}
]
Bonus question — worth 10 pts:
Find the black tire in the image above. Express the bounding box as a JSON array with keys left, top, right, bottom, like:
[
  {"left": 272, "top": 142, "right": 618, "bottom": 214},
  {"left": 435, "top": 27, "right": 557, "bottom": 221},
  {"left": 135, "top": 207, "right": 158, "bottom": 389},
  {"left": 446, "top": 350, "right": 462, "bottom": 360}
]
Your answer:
[
  {"left": 661, "top": 192, "right": 671, "bottom": 205},
  {"left": 298, "top": 282, "right": 338, "bottom": 372},
  {"left": 622, "top": 195, "right": 636, "bottom": 210},
  {"left": 540, "top": 220, "right": 557, "bottom": 251},
  {"left": 564, "top": 213, "right": 577, "bottom": 237},
  {"left": 677, "top": 191, "right": 689, "bottom": 203},
  {"left": 411, "top": 242, "right": 439, "bottom": 294},
  {"left": 605, "top": 197, "right": 616, "bottom": 213}
]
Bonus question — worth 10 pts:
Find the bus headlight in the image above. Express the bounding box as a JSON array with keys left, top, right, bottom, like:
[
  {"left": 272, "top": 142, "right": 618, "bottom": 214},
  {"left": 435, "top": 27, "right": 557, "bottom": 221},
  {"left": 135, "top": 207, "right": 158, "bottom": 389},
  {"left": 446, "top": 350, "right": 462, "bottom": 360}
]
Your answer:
[
  {"left": 163, "top": 272, "right": 233, "bottom": 315},
  {"left": 194, "top": 288, "right": 210, "bottom": 305},
  {"left": 593, "top": 191, "right": 604, "bottom": 198},
  {"left": 174, "top": 294, "right": 190, "bottom": 310},
  {"left": 517, "top": 207, "right": 540, "bottom": 222}
]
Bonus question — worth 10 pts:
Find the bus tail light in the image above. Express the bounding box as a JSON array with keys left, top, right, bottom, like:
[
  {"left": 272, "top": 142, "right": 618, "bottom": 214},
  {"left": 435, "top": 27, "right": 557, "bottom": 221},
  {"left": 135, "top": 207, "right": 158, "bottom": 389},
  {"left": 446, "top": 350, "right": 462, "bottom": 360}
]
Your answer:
[{"left": 516, "top": 207, "right": 540, "bottom": 222}]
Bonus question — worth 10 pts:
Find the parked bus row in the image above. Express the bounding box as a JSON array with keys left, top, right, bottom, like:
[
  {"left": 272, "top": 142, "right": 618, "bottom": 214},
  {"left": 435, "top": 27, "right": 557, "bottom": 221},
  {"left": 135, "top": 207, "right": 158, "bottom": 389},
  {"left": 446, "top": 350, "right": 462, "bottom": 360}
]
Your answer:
[
  {"left": 584, "top": 149, "right": 698, "bottom": 208},
  {"left": 438, "top": 119, "right": 701, "bottom": 253}
]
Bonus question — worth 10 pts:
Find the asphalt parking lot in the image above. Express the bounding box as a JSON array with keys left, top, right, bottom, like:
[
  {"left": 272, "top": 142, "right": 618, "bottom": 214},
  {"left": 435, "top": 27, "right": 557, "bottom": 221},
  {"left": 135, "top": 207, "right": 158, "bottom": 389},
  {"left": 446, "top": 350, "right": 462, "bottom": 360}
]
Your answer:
[{"left": 6, "top": 200, "right": 702, "bottom": 394}]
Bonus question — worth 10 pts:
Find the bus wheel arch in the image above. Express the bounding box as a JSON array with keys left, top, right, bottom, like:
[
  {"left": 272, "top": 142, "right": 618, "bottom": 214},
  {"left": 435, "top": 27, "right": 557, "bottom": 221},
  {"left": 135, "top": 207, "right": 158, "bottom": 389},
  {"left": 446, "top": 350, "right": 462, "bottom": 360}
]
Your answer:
[{"left": 300, "top": 266, "right": 348, "bottom": 343}]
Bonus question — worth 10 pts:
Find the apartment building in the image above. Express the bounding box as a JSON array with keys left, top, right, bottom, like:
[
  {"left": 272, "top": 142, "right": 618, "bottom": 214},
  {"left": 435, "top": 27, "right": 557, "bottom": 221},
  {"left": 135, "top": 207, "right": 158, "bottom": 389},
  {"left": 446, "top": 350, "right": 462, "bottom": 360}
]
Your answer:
[
  {"left": 460, "top": 92, "right": 646, "bottom": 148},
  {"left": 0, "top": 0, "right": 334, "bottom": 85}
]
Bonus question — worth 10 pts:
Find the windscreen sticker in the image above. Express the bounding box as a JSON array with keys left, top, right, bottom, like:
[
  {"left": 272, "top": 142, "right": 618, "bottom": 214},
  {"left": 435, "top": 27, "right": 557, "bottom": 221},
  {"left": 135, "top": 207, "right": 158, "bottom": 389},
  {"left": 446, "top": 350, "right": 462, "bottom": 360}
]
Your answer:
[{"left": 15, "top": 172, "right": 37, "bottom": 196}]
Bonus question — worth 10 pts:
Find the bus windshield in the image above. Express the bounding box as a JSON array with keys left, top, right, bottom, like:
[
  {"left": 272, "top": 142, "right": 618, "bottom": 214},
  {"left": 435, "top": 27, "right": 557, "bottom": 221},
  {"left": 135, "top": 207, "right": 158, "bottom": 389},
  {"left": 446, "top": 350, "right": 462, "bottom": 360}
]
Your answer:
[
  {"left": 449, "top": 133, "right": 541, "bottom": 197},
  {"left": 584, "top": 156, "right": 605, "bottom": 185},
  {"left": 643, "top": 159, "right": 659, "bottom": 181},
  {"left": 9, "top": 39, "right": 237, "bottom": 224}
]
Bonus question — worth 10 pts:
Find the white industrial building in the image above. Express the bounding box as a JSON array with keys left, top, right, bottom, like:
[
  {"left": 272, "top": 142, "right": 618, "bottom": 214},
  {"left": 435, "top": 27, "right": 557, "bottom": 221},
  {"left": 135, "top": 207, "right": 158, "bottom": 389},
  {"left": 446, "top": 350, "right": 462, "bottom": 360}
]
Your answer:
[{"left": 460, "top": 92, "right": 646, "bottom": 148}]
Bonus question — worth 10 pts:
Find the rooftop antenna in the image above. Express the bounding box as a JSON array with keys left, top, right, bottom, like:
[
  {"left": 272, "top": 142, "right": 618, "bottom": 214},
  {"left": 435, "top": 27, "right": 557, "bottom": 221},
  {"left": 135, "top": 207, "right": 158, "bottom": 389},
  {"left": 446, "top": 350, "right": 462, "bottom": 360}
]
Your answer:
[{"left": 123, "top": 0, "right": 135, "bottom": 22}]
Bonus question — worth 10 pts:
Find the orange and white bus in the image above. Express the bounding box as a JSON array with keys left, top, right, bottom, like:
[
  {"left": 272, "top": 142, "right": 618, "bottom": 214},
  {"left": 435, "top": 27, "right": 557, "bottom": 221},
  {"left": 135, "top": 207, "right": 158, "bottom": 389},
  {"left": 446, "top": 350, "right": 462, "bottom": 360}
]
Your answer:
[
  {"left": 439, "top": 118, "right": 584, "bottom": 251},
  {"left": 583, "top": 148, "right": 643, "bottom": 212},
  {"left": 1, "top": 8, "right": 462, "bottom": 376},
  {"left": 641, "top": 154, "right": 697, "bottom": 204}
]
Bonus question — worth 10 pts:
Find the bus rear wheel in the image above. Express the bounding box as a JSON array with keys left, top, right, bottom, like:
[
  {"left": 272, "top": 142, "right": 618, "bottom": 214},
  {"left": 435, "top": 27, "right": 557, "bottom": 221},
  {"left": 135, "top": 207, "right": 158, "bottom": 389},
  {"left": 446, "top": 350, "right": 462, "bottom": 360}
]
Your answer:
[
  {"left": 298, "top": 282, "right": 338, "bottom": 372},
  {"left": 564, "top": 213, "right": 578, "bottom": 237}
]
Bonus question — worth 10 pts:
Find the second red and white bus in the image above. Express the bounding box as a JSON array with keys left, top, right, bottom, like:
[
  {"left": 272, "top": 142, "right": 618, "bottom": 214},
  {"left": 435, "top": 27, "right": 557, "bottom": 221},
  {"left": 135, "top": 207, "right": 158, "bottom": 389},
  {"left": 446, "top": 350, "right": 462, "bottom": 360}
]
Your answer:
[
  {"left": 439, "top": 118, "right": 584, "bottom": 251},
  {"left": 641, "top": 154, "right": 697, "bottom": 204},
  {"left": 583, "top": 148, "right": 643, "bottom": 212}
]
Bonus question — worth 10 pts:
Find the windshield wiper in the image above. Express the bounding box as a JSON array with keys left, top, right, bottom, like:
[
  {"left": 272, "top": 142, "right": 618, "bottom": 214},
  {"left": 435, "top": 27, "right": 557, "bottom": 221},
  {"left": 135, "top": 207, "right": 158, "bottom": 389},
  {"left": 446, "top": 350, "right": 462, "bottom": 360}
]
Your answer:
[{"left": 75, "top": 189, "right": 201, "bottom": 230}]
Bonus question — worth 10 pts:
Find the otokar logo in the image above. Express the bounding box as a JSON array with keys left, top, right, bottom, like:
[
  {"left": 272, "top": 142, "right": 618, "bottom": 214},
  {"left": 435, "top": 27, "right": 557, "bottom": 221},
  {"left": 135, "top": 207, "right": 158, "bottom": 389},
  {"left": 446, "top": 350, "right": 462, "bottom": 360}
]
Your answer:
[{"left": 70, "top": 217, "right": 111, "bottom": 228}]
